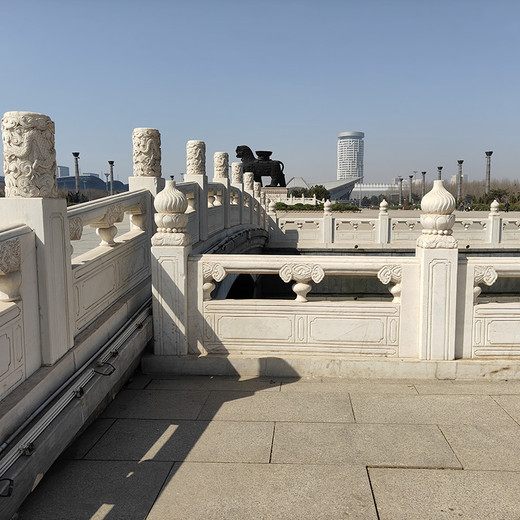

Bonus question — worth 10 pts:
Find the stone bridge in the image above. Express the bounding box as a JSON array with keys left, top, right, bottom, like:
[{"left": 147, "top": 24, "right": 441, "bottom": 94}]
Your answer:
[{"left": 2, "top": 111, "right": 520, "bottom": 516}]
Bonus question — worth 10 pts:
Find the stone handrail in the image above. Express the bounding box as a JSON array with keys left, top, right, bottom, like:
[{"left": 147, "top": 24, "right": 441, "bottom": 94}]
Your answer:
[
  {"left": 67, "top": 189, "right": 149, "bottom": 246},
  {"left": 195, "top": 253, "right": 415, "bottom": 303}
]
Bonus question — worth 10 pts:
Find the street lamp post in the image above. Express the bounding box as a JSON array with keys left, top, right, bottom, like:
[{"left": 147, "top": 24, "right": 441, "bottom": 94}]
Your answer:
[
  {"left": 409, "top": 174, "right": 414, "bottom": 205},
  {"left": 457, "top": 160, "right": 464, "bottom": 203},
  {"left": 108, "top": 161, "right": 114, "bottom": 195},
  {"left": 72, "top": 152, "right": 80, "bottom": 195},
  {"left": 437, "top": 166, "right": 443, "bottom": 180},
  {"left": 104, "top": 173, "right": 110, "bottom": 193},
  {"left": 398, "top": 176, "right": 403, "bottom": 206},
  {"left": 485, "top": 151, "right": 493, "bottom": 194},
  {"left": 421, "top": 171, "right": 426, "bottom": 199}
]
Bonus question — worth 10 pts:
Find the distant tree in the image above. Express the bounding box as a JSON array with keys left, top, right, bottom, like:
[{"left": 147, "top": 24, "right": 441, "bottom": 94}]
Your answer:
[
  {"left": 289, "top": 187, "right": 310, "bottom": 198},
  {"left": 309, "top": 185, "right": 330, "bottom": 201}
]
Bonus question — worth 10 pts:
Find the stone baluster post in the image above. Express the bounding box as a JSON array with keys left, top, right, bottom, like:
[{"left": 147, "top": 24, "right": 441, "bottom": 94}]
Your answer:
[
  {"left": 244, "top": 172, "right": 255, "bottom": 224},
  {"left": 323, "top": 200, "right": 333, "bottom": 244},
  {"left": 129, "top": 128, "right": 165, "bottom": 232},
  {"left": 254, "top": 182, "right": 262, "bottom": 226},
  {"left": 487, "top": 199, "right": 501, "bottom": 245},
  {"left": 377, "top": 199, "right": 390, "bottom": 244},
  {"left": 231, "top": 162, "right": 243, "bottom": 224},
  {"left": 214, "top": 152, "right": 230, "bottom": 228},
  {"left": 1, "top": 111, "right": 74, "bottom": 364},
  {"left": 184, "top": 140, "right": 208, "bottom": 241},
  {"left": 150, "top": 179, "right": 191, "bottom": 356},
  {"left": 416, "top": 180, "right": 458, "bottom": 360}
]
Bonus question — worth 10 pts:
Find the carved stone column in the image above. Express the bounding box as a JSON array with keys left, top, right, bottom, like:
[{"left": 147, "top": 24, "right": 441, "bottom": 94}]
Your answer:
[
  {"left": 186, "top": 140, "right": 206, "bottom": 177},
  {"left": 231, "top": 162, "right": 243, "bottom": 187},
  {"left": 213, "top": 152, "right": 229, "bottom": 182},
  {"left": 2, "top": 111, "right": 58, "bottom": 198},
  {"left": 151, "top": 179, "right": 192, "bottom": 357},
  {"left": 129, "top": 127, "right": 165, "bottom": 198},
  {"left": 185, "top": 140, "right": 208, "bottom": 240},
  {"left": 244, "top": 172, "right": 254, "bottom": 193},
  {"left": 1, "top": 111, "right": 73, "bottom": 363},
  {"left": 416, "top": 180, "right": 458, "bottom": 360}
]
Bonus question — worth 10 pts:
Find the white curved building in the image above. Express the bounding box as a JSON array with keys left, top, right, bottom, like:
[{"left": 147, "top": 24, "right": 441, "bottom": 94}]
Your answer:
[{"left": 337, "top": 131, "right": 364, "bottom": 181}]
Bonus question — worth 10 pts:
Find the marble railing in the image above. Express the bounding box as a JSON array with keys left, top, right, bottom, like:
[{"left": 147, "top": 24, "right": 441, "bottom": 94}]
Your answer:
[
  {"left": 268, "top": 204, "right": 511, "bottom": 249},
  {"left": 0, "top": 224, "right": 40, "bottom": 401},
  {"left": 187, "top": 254, "right": 417, "bottom": 358}
]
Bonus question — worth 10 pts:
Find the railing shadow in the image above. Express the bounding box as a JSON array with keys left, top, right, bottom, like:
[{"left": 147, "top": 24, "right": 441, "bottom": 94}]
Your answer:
[{"left": 17, "top": 358, "right": 300, "bottom": 520}]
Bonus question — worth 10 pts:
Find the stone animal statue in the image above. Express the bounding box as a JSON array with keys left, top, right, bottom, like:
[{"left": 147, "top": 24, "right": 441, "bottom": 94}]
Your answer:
[{"left": 235, "top": 145, "right": 286, "bottom": 187}]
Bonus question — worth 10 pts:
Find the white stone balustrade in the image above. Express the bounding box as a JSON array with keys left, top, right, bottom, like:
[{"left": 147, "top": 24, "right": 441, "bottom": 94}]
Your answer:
[
  {"left": 0, "top": 224, "right": 40, "bottom": 401},
  {"left": 67, "top": 190, "right": 149, "bottom": 247}
]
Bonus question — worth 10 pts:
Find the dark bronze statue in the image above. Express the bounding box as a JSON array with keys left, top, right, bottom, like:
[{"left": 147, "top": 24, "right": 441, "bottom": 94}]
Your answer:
[{"left": 236, "top": 146, "right": 286, "bottom": 187}]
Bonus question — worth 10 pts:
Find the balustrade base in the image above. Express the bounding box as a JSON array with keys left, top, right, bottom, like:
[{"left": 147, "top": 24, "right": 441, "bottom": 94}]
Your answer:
[{"left": 141, "top": 354, "right": 520, "bottom": 380}]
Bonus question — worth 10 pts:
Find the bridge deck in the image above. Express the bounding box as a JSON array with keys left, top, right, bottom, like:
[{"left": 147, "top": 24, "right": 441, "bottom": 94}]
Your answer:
[{"left": 16, "top": 371, "right": 520, "bottom": 519}]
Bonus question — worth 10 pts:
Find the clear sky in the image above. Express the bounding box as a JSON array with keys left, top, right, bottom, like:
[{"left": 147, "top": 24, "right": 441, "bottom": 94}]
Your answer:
[{"left": 1, "top": 0, "right": 519, "bottom": 185}]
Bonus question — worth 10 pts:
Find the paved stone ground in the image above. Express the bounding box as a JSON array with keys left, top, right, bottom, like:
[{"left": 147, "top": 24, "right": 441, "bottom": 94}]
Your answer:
[{"left": 15, "top": 373, "right": 520, "bottom": 519}]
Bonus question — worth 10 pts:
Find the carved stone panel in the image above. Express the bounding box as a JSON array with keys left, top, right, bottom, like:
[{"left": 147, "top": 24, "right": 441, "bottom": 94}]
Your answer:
[{"left": 2, "top": 111, "right": 58, "bottom": 198}]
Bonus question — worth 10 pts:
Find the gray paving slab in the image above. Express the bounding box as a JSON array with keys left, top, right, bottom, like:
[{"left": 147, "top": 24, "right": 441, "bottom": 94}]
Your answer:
[
  {"left": 147, "top": 462, "right": 378, "bottom": 520},
  {"left": 271, "top": 422, "right": 461, "bottom": 468},
  {"left": 124, "top": 372, "right": 152, "bottom": 389},
  {"left": 198, "top": 390, "right": 355, "bottom": 422},
  {"left": 279, "top": 378, "right": 419, "bottom": 394},
  {"left": 85, "top": 419, "right": 274, "bottom": 463},
  {"left": 147, "top": 375, "right": 282, "bottom": 392},
  {"left": 491, "top": 394, "right": 520, "bottom": 423},
  {"left": 351, "top": 393, "right": 518, "bottom": 425},
  {"left": 369, "top": 467, "right": 520, "bottom": 520},
  {"left": 441, "top": 424, "right": 520, "bottom": 470},
  {"left": 415, "top": 381, "right": 520, "bottom": 395},
  {"left": 100, "top": 389, "right": 209, "bottom": 419},
  {"left": 61, "top": 418, "right": 116, "bottom": 460},
  {"left": 16, "top": 459, "right": 172, "bottom": 520}
]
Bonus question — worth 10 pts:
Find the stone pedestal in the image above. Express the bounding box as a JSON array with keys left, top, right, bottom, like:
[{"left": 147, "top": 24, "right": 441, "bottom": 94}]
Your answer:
[
  {"left": 416, "top": 180, "right": 458, "bottom": 360},
  {"left": 151, "top": 179, "right": 191, "bottom": 356},
  {"left": 1, "top": 198, "right": 74, "bottom": 364}
]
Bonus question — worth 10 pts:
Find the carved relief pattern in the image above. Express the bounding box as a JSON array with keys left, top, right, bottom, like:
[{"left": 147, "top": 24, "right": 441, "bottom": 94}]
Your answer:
[
  {"left": 202, "top": 262, "right": 227, "bottom": 301},
  {"left": 132, "top": 128, "right": 161, "bottom": 177},
  {"left": 377, "top": 265, "right": 402, "bottom": 303},
  {"left": 279, "top": 263, "right": 325, "bottom": 284},
  {"left": 473, "top": 265, "right": 498, "bottom": 302},
  {"left": 69, "top": 216, "right": 84, "bottom": 241},
  {"left": 231, "top": 162, "right": 243, "bottom": 184},
  {"left": 377, "top": 265, "right": 402, "bottom": 285},
  {"left": 244, "top": 172, "right": 254, "bottom": 191},
  {"left": 213, "top": 152, "right": 229, "bottom": 179},
  {"left": 0, "top": 238, "right": 21, "bottom": 275},
  {"left": 186, "top": 140, "right": 206, "bottom": 176},
  {"left": 104, "top": 203, "right": 125, "bottom": 226},
  {"left": 202, "top": 262, "right": 227, "bottom": 282},
  {"left": 2, "top": 111, "right": 58, "bottom": 198}
]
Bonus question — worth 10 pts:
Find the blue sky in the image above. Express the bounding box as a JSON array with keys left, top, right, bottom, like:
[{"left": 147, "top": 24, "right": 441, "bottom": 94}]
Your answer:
[{"left": 1, "top": 0, "right": 519, "bottom": 185}]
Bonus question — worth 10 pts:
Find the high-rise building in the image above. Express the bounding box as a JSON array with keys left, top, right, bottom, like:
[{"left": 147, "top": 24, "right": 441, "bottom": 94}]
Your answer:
[
  {"left": 56, "top": 165, "right": 70, "bottom": 178},
  {"left": 337, "top": 131, "right": 364, "bottom": 181}
]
